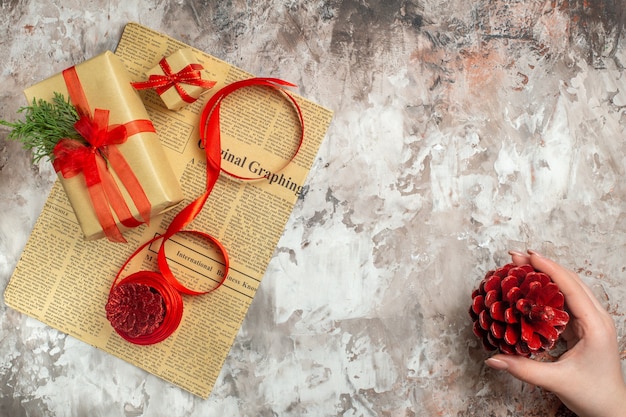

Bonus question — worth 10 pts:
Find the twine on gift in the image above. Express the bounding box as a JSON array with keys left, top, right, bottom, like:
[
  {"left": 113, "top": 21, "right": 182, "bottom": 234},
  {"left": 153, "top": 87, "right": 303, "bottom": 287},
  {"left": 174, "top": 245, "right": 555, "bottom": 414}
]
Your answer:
[
  {"left": 52, "top": 66, "right": 156, "bottom": 243},
  {"left": 106, "top": 77, "right": 305, "bottom": 345},
  {"left": 131, "top": 57, "right": 217, "bottom": 104}
]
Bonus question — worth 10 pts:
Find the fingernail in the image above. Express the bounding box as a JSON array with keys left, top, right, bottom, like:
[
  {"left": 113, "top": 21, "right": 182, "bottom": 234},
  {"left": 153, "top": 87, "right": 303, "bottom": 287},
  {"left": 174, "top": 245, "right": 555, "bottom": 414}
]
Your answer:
[
  {"left": 527, "top": 249, "right": 543, "bottom": 257},
  {"left": 485, "top": 357, "right": 509, "bottom": 370},
  {"left": 508, "top": 250, "right": 525, "bottom": 257}
]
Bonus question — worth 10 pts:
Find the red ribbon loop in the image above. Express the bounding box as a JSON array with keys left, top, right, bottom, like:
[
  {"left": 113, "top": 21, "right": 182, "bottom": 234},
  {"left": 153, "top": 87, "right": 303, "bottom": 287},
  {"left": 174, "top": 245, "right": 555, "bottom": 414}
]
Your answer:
[
  {"left": 131, "top": 58, "right": 216, "bottom": 103},
  {"left": 73, "top": 109, "right": 128, "bottom": 148},
  {"left": 53, "top": 67, "right": 156, "bottom": 242},
  {"left": 108, "top": 77, "right": 305, "bottom": 344}
]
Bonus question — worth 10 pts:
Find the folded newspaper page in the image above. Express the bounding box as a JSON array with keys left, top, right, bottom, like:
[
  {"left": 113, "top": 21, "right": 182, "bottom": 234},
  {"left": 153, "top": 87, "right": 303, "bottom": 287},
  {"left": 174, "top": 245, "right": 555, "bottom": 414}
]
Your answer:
[{"left": 4, "top": 22, "right": 333, "bottom": 398}]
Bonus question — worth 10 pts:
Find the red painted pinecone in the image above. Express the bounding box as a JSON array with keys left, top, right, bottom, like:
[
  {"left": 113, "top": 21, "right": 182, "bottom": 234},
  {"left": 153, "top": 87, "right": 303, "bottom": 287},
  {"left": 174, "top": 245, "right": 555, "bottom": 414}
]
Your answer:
[
  {"left": 469, "top": 263, "right": 569, "bottom": 357},
  {"left": 105, "top": 283, "right": 166, "bottom": 338}
]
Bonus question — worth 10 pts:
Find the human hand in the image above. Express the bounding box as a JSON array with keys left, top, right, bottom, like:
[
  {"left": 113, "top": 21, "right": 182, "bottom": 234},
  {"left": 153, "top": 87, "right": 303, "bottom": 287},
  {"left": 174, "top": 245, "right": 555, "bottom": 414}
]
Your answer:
[{"left": 484, "top": 250, "right": 626, "bottom": 417}]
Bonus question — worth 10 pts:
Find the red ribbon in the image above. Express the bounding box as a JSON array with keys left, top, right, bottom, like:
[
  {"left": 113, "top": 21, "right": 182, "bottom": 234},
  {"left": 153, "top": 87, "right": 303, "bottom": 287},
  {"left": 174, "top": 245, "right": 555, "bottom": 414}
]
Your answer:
[
  {"left": 107, "top": 77, "right": 305, "bottom": 344},
  {"left": 131, "top": 57, "right": 216, "bottom": 104},
  {"left": 52, "top": 66, "right": 156, "bottom": 242}
]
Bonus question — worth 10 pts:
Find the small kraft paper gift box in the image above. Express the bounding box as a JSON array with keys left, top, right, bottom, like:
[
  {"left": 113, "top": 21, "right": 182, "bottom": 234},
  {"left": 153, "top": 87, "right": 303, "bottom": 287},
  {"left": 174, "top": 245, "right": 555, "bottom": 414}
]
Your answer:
[
  {"left": 24, "top": 51, "right": 184, "bottom": 242},
  {"left": 132, "top": 48, "right": 216, "bottom": 110}
]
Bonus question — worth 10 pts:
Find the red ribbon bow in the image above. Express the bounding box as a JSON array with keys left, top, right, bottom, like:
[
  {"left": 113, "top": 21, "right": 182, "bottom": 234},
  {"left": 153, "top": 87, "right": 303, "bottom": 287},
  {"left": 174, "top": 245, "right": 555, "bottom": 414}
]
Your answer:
[
  {"left": 131, "top": 57, "right": 216, "bottom": 103},
  {"left": 52, "top": 67, "right": 155, "bottom": 242}
]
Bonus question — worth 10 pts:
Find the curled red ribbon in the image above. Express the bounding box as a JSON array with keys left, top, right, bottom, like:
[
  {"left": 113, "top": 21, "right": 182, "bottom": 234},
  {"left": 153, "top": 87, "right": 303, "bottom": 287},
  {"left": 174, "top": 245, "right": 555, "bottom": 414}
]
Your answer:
[
  {"left": 131, "top": 58, "right": 216, "bottom": 103},
  {"left": 107, "top": 77, "right": 305, "bottom": 344},
  {"left": 52, "top": 67, "right": 155, "bottom": 243}
]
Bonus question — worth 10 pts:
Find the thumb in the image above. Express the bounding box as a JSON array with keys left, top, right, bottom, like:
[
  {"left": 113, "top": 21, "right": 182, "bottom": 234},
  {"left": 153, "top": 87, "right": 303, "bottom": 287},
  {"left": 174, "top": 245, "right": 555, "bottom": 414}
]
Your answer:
[{"left": 485, "top": 354, "right": 561, "bottom": 391}]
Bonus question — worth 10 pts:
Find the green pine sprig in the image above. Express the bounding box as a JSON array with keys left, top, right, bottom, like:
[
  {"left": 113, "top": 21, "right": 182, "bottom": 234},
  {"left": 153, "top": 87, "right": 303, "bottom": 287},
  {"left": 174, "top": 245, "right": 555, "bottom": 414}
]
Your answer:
[{"left": 0, "top": 92, "right": 82, "bottom": 163}]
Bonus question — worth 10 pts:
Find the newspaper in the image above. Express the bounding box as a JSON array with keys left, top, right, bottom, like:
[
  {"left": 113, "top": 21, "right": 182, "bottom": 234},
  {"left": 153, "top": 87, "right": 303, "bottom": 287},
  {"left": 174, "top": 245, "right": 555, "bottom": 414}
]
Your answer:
[{"left": 4, "top": 22, "right": 333, "bottom": 398}]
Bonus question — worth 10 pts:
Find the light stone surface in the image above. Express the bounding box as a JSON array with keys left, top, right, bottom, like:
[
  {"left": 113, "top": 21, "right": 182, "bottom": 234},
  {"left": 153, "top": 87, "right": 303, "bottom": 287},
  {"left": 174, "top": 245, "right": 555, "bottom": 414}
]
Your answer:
[{"left": 1, "top": 1, "right": 626, "bottom": 416}]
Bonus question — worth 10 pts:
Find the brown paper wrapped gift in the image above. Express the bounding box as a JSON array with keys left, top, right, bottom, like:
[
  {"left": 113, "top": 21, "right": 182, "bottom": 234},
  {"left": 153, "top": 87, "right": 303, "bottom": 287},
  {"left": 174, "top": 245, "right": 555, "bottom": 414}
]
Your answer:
[
  {"left": 136, "top": 48, "right": 215, "bottom": 110},
  {"left": 24, "top": 51, "right": 183, "bottom": 241}
]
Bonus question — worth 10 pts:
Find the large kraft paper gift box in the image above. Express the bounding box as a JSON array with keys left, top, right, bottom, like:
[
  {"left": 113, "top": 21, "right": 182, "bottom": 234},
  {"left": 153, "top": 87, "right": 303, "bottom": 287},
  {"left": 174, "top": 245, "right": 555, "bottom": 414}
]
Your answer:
[{"left": 24, "top": 51, "right": 183, "bottom": 240}]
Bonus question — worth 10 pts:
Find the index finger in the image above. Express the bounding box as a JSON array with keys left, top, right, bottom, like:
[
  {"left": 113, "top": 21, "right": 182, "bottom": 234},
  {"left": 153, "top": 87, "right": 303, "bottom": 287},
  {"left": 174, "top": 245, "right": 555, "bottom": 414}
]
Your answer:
[{"left": 526, "top": 251, "right": 604, "bottom": 318}]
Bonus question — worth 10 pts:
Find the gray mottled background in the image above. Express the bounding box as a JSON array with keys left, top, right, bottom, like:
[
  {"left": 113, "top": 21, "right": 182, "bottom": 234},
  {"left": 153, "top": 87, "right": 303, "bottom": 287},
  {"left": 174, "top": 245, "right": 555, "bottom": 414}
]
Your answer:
[{"left": 1, "top": 1, "right": 626, "bottom": 416}]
